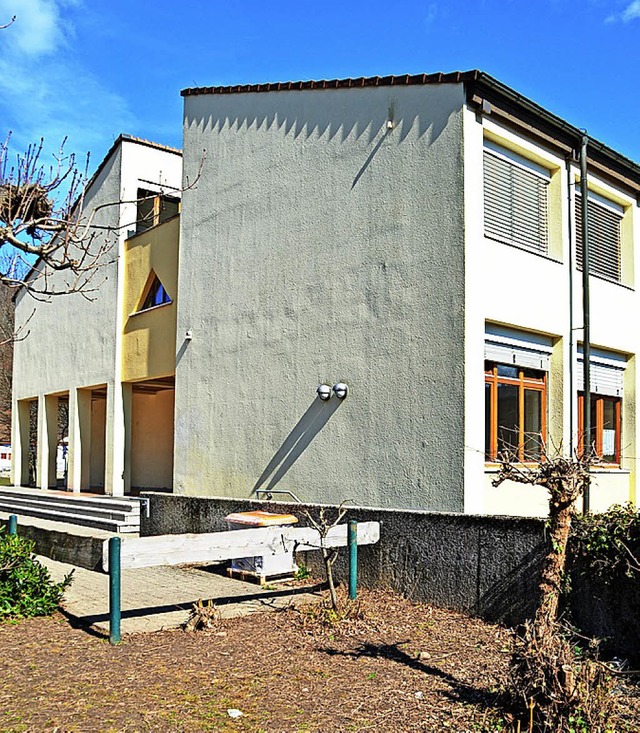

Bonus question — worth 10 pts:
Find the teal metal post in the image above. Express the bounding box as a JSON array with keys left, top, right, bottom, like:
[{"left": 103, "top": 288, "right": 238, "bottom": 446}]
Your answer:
[
  {"left": 8, "top": 514, "right": 17, "bottom": 536},
  {"left": 108, "top": 537, "right": 121, "bottom": 645},
  {"left": 348, "top": 520, "right": 358, "bottom": 600}
]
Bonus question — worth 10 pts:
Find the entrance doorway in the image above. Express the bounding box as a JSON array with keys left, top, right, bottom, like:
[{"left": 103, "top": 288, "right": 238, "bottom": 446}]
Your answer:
[{"left": 130, "top": 377, "right": 174, "bottom": 494}]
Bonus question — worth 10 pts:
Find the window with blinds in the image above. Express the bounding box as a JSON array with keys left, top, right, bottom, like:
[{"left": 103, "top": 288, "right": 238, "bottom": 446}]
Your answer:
[
  {"left": 483, "top": 144, "right": 550, "bottom": 255},
  {"left": 575, "top": 193, "right": 622, "bottom": 282}
]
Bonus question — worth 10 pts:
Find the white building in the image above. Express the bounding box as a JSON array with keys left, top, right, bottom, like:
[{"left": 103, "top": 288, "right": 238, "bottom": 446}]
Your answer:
[{"left": 10, "top": 72, "right": 640, "bottom": 516}]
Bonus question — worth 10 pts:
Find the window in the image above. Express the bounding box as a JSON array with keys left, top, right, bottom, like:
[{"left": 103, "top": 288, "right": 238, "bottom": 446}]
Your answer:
[
  {"left": 578, "top": 394, "right": 621, "bottom": 464},
  {"left": 484, "top": 326, "right": 551, "bottom": 463},
  {"left": 577, "top": 350, "right": 625, "bottom": 464},
  {"left": 575, "top": 190, "right": 623, "bottom": 282},
  {"left": 135, "top": 271, "right": 171, "bottom": 313},
  {"left": 483, "top": 141, "right": 550, "bottom": 255},
  {"left": 485, "top": 363, "right": 547, "bottom": 462},
  {"left": 136, "top": 188, "right": 180, "bottom": 234}
]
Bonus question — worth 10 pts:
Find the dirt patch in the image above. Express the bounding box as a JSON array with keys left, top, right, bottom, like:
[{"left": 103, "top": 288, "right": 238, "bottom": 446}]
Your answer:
[{"left": 0, "top": 589, "right": 638, "bottom": 732}]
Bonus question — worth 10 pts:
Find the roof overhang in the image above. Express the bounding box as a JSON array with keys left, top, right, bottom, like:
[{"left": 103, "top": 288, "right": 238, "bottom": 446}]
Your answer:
[{"left": 182, "top": 69, "right": 640, "bottom": 198}]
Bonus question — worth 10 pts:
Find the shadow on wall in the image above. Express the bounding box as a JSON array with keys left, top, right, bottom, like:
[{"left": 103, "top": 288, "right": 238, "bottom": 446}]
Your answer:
[
  {"left": 184, "top": 86, "right": 457, "bottom": 150},
  {"left": 253, "top": 397, "right": 342, "bottom": 494}
]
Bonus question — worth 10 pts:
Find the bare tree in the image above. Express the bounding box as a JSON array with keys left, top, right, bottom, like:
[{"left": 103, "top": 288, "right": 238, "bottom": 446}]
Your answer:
[
  {"left": 1, "top": 135, "right": 202, "bottom": 302},
  {"left": 0, "top": 281, "right": 13, "bottom": 442},
  {"left": 493, "top": 451, "right": 590, "bottom": 641},
  {"left": 493, "top": 444, "right": 616, "bottom": 731},
  {"left": 0, "top": 135, "right": 116, "bottom": 299},
  {"left": 304, "top": 502, "right": 350, "bottom": 612}
]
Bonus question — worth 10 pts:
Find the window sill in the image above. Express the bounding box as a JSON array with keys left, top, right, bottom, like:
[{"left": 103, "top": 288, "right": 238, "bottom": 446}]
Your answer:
[
  {"left": 588, "top": 466, "right": 629, "bottom": 474},
  {"left": 129, "top": 301, "right": 172, "bottom": 317},
  {"left": 483, "top": 235, "right": 563, "bottom": 264},
  {"left": 575, "top": 267, "right": 634, "bottom": 291},
  {"left": 485, "top": 464, "right": 630, "bottom": 475},
  {"left": 484, "top": 463, "right": 542, "bottom": 472}
]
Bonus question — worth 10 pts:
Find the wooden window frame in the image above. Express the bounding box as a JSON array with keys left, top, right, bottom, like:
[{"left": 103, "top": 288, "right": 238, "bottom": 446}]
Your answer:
[
  {"left": 577, "top": 393, "right": 622, "bottom": 465},
  {"left": 133, "top": 270, "right": 172, "bottom": 315},
  {"left": 485, "top": 362, "right": 547, "bottom": 463},
  {"left": 136, "top": 188, "right": 180, "bottom": 234}
]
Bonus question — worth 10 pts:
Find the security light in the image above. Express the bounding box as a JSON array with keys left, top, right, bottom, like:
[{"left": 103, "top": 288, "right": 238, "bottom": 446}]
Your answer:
[
  {"left": 316, "top": 384, "right": 332, "bottom": 401},
  {"left": 333, "top": 382, "right": 348, "bottom": 399}
]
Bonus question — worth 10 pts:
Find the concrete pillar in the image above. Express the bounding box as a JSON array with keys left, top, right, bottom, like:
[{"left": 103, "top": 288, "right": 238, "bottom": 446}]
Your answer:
[
  {"left": 37, "top": 394, "right": 58, "bottom": 490},
  {"left": 68, "top": 388, "right": 92, "bottom": 492},
  {"left": 122, "top": 382, "right": 132, "bottom": 495},
  {"left": 47, "top": 396, "right": 58, "bottom": 488},
  {"left": 11, "top": 398, "right": 31, "bottom": 486},
  {"left": 105, "top": 381, "right": 126, "bottom": 497}
]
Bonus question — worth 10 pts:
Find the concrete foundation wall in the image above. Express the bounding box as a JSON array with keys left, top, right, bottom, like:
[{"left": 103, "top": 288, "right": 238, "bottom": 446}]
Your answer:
[
  {"left": 141, "top": 493, "right": 546, "bottom": 625},
  {"left": 177, "top": 83, "right": 467, "bottom": 511},
  {"left": 0, "top": 515, "right": 105, "bottom": 571}
]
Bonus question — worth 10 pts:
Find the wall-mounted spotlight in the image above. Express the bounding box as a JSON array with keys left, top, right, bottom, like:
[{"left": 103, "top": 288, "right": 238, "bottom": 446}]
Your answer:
[
  {"left": 333, "top": 382, "right": 348, "bottom": 399},
  {"left": 185, "top": 330, "right": 193, "bottom": 341},
  {"left": 316, "top": 384, "right": 332, "bottom": 401}
]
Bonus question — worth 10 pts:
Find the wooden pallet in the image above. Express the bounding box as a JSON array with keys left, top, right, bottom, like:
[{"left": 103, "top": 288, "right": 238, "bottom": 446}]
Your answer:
[{"left": 226, "top": 567, "right": 295, "bottom": 586}]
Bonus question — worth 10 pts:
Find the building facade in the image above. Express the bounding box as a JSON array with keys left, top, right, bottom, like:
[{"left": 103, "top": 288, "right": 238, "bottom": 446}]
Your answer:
[
  {"left": 11, "top": 135, "right": 182, "bottom": 496},
  {"left": 10, "top": 72, "right": 640, "bottom": 516}
]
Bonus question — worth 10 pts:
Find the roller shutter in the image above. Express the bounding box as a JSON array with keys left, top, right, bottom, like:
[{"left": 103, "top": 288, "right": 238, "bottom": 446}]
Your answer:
[
  {"left": 484, "top": 145, "right": 549, "bottom": 255},
  {"left": 575, "top": 193, "right": 622, "bottom": 283}
]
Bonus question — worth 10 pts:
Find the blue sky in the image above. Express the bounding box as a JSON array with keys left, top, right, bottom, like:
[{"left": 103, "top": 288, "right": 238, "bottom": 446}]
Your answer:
[{"left": 1, "top": 0, "right": 640, "bottom": 173}]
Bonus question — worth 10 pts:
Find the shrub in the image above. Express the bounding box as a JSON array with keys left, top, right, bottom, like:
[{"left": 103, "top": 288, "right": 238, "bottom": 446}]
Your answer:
[
  {"left": 0, "top": 529, "right": 73, "bottom": 619},
  {"left": 570, "top": 503, "right": 640, "bottom": 579}
]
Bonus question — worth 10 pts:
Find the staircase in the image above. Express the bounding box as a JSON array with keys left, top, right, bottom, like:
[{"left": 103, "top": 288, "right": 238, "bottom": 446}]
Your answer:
[{"left": 0, "top": 486, "right": 141, "bottom": 533}]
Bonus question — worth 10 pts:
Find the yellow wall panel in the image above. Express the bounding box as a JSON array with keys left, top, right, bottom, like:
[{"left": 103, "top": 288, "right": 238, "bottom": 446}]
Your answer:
[{"left": 122, "top": 216, "right": 179, "bottom": 382}]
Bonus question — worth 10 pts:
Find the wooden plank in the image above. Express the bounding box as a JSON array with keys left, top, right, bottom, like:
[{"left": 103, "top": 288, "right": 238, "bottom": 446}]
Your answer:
[{"left": 103, "top": 521, "right": 380, "bottom": 571}]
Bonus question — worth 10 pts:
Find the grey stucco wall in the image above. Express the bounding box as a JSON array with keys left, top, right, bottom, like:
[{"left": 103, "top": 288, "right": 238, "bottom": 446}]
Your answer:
[
  {"left": 142, "top": 493, "right": 546, "bottom": 625},
  {"left": 177, "top": 83, "right": 467, "bottom": 511},
  {"left": 13, "top": 148, "right": 123, "bottom": 399}
]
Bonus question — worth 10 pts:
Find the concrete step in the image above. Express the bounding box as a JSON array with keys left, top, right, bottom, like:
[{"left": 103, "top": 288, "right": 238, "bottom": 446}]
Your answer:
[
  {"left": 0, "top": 488, "right": 140, "bottom": 532},
  {"left": 0, "top": 496, "right": 139, "bottom": 523},
  {"left": 0, "top": 503, "right": 139, "bottom": 532},
  {"left": 0, "top": 487, "right": 140, "bottom": 513}
]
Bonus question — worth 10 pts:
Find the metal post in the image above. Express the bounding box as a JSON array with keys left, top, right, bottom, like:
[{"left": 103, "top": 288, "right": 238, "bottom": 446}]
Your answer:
[
  {"left": 348, "top": 520, "right": 358, "bottom": 600},
  {"left": 580, "top": 133, "right": 591, "bottom": 514},
  {"left": 108, "top": 536, "right": 121, "bottom": 644},
  {"left": 8, "top": 514, "right": 17, "bottom": 536}
]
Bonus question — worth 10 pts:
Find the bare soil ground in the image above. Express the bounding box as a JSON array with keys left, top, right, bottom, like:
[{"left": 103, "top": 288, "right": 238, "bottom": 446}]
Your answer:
[{"left": 0, "top": 589, "right": 638, "bottom": 732}]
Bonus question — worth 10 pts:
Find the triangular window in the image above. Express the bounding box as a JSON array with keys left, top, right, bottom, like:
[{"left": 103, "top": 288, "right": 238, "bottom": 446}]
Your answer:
[{"left": 136, "top": 271, "right": 171, "bottom": 312}]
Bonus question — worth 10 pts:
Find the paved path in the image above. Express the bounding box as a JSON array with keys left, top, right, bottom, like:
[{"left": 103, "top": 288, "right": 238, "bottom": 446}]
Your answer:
[{"left": 41, "top": 556, "right": 321, "bottom": 635}]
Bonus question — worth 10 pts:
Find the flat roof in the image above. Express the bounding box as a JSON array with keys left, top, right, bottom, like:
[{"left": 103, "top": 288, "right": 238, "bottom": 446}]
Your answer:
[
  {"left": 181, "top": 70, "right": 640, "bottom": 191},
  {"left": 85, "top": 134, "right": 181, "bottom": 194},
  {"left": 180, "top": 70, "right": 478, "bottom": 97}
]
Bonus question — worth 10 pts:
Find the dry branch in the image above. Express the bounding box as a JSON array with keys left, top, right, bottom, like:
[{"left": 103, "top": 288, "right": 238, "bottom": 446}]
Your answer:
[{"left": 303, "top": 502, "right": 350, "bottom": 612}]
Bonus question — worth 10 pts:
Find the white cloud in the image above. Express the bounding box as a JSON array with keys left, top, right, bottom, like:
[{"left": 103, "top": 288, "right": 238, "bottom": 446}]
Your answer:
[
  {"left": 0, "top": 0, "right": 135, "bottom": 164},
  {"left": 606, "top": 0, "right": 640, "bottom": 23},
  {"left": 424, "top": 3, "right": 438, "bottom": 25},
  {"left": 622, "top": 0, "right": 640, "bottom": 20},
  {"left": 3, "top": 0, "right": 69, "bottom": 56},
  {"left": 0, "top": 56, "right": 136, "bottom": 159}
]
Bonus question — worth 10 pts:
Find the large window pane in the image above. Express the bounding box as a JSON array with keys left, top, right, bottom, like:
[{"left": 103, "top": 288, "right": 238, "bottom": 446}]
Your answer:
[
  {"left": 590, "top": 400, "right": 598, "bottom": 458},
  {"left": 602, "top": 398, "right": 617, "bottom": 462},
  {"left": 485, "top": 383, "right": 492, "bottom": 459},
  {"left": 497, "top": 383, "right": 519, "bottom": 457},
  {"left": 497, "top": 364, "right": 519, "bottom": 379},
  {"left": 523, "top": 389, "right": 542, "bottom": 459}
]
